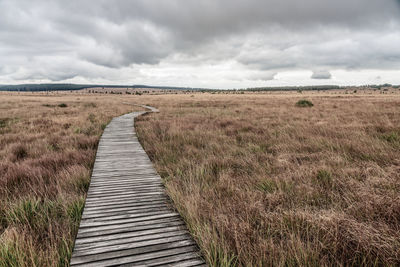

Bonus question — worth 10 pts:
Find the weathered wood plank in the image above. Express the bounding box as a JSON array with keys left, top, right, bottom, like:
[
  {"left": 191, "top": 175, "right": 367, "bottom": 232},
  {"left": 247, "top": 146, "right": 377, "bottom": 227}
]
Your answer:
[
  {"left": 79, "top": 212, "right": 180, "bottom": 227},
  {"left": 88, "top": 183, "right": 163, "bottom": 189},
  {"left": 73, "top": 230, "right": 189, "bottom": 252},
  {"left": 119, "top": 251, "right": 203, "bottom": 266},
  {"left": 83, "top": 246, "right": 200, "bottom": 267},
  {"left": 74, "top": 225, "right": 187, "bottom": 245},
  {"left": 76, "top": 220, "right": 186, "bottom": 239},
  {"left": 71, "top": 240, "right": 196, "bottom": 266},
  {"left": 83, "top": 196, "right": 169, "bottom": 207},
  {"left": 173, "top": 259, "right": 208, "bottom": 267},
  {"left": 78, "top": 215, "right": 182, "bottom": 232},
  {"left": 81, "top": 208, "right": 173, "bottom": 219},
  {"left": 82, "top": 205, "right": 170, "bottom": 219},
  {"left": 89, "top": 178, "right": 162, "bottom": 184},
  {"left": 70, "top": 107, "right": 205, "bottom": 266},
  {"left": 86, "top": 188, "right": 164, "bottom": 198},
  {"left": 87, "top": 185, "right": 164, "bottom": 193},
  {"left": 84, "top": 191, "right": 165, "bottom": 202},
  {"left": 83, "top": 199, "right": 168, "bottom": 210}
]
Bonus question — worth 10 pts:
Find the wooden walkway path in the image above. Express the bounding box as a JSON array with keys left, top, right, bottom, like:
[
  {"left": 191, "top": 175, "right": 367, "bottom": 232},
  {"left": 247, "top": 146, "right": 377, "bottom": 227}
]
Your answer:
[{"left": 70, "top": 106, "right": 206, "bottom": 266}]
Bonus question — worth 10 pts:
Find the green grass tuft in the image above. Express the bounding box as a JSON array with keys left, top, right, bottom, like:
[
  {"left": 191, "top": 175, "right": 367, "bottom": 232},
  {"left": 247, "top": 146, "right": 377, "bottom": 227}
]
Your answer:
[
  {"left": 381, "top": 132, "right": 400, "bottom": 146},
  {"left": 84, "top": 102, "right": 97, "bottom": 108},
  {"left": 73, "top": 174, "right": 90, "bottom": 193},
  {"left": 67, "top": 198, "right": 85, "bottom": 226},
  {"left": 0, "top": 118, "right": 10, "bottom": 128},
  {"left": 0, "top": 239, "right": 26, "bottom": 267},
  {"left": 296, "top": 99, "right": 314, "bottom": 107},
  {"left": 57, "top": 238, "right": 72, "bottom": 267},
  {"left": 6, "top": 199, "right": 41, "bottom": 228},
  {"left": 314, "top": 170, "right": 333, "bottom": 188},
  {"left": 207, "top": 242, "right": 237, "bottom": 267},
  {"left": 256, "top": 179, "right": 278, "bottom": 193}
]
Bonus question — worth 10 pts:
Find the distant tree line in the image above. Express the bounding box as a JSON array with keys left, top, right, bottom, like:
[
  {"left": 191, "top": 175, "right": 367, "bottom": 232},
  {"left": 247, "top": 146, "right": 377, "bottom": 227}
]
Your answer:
[
  {"left": 0, "top": 83, "right": 398, "bottom": 92},
  {"left": 245, "top": 85, "right": 340, "bottom": 91},
  {"left": 244, "top": 84, "right": 400, "bottom": 92},
  {"left": 131, "top": 85, "right": 212, "bottom": 91},
  {"left": 0, "top": 84, "right": 99, "bottom": 91},
  {"left": 0, "top": 83, "right": 215, "bottom": 92}
]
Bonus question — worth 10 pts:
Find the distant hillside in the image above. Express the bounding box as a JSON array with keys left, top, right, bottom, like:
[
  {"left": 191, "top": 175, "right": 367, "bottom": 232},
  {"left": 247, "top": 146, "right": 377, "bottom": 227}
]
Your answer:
[
  {"left": 245, "top": 85, "right": 341, "bottom": 91},
  {"left": 0, "top": 84, "right": 99, "bottom": 91},
  {"left": 0, "top": 83, "right": 211, "bottom": 92},
  {"left": 131, "top": 85, "right": 211, "bottom": 91},
  {"left": 244, "top": 84, "right": 399, "bottom": 92},
  {"left": 0, "top": 83, "right": 397, "bottom": 92}
]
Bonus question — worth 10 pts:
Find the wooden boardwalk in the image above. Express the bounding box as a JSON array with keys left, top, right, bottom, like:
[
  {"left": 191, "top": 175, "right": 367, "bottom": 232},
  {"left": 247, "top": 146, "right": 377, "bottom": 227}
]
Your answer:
[{"left": 70, "top": 106, "right": 206, "bottom": 266}]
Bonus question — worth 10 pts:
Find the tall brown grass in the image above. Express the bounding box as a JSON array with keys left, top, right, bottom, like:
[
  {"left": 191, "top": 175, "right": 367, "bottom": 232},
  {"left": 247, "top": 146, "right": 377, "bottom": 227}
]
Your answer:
[
  {"left": 0, "top": 93, "right": 142, "bottom": 266},
  {"left": 135, "top": 92, "right": 400, "bottom": 266},
  {"left": 1, "top": 90, "right": 399, "bottom": 266}
]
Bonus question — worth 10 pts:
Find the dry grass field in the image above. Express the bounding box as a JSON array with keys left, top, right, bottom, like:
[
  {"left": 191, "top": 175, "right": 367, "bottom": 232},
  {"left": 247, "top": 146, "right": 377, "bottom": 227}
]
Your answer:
[
  {"left": 0, "top": 90, "right": 399, "bottom": 266},
  {"left": 0, "top": 93, "right": 143, "bottom": 266},
  {"left": 135, "top": 91, "right": 400, "bottom": 266}
]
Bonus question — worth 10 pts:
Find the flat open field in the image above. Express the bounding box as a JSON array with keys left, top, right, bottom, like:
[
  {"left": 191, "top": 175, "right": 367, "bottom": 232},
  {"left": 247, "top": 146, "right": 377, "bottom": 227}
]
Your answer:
[
  {"left": 1, "top": 90, "right": 400, "bottom": 266},
  {"left": 135, "top": 91, "right": 400, "bottom": 266}
]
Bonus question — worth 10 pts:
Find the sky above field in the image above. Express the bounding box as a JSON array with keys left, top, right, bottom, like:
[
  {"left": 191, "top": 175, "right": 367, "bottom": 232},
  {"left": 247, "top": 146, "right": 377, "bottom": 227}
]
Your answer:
[{"left": 1, "top": 0, "right": 400, "bottom": 89}]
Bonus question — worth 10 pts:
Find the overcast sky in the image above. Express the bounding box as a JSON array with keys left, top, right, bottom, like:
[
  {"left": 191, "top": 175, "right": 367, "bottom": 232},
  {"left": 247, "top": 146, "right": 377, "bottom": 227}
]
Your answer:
[{"left": 1, "top": 0, "right": 400, "bottom": 88}]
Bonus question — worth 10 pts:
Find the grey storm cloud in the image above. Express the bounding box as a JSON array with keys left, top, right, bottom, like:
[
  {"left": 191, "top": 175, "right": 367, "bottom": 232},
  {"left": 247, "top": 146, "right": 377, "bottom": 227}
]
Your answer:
[
  {"left": 311, "top": 70, "right": 332, "bottom": 80},
  {"left": 0, "top": 0, "right": 400, "bottom": 84}
]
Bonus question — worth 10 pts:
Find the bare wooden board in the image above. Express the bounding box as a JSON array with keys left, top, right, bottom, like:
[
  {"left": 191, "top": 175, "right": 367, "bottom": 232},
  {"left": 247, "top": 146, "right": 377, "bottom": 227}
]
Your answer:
[{"left": 70, "top": 106, "right": 206, "bottom": 266}]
